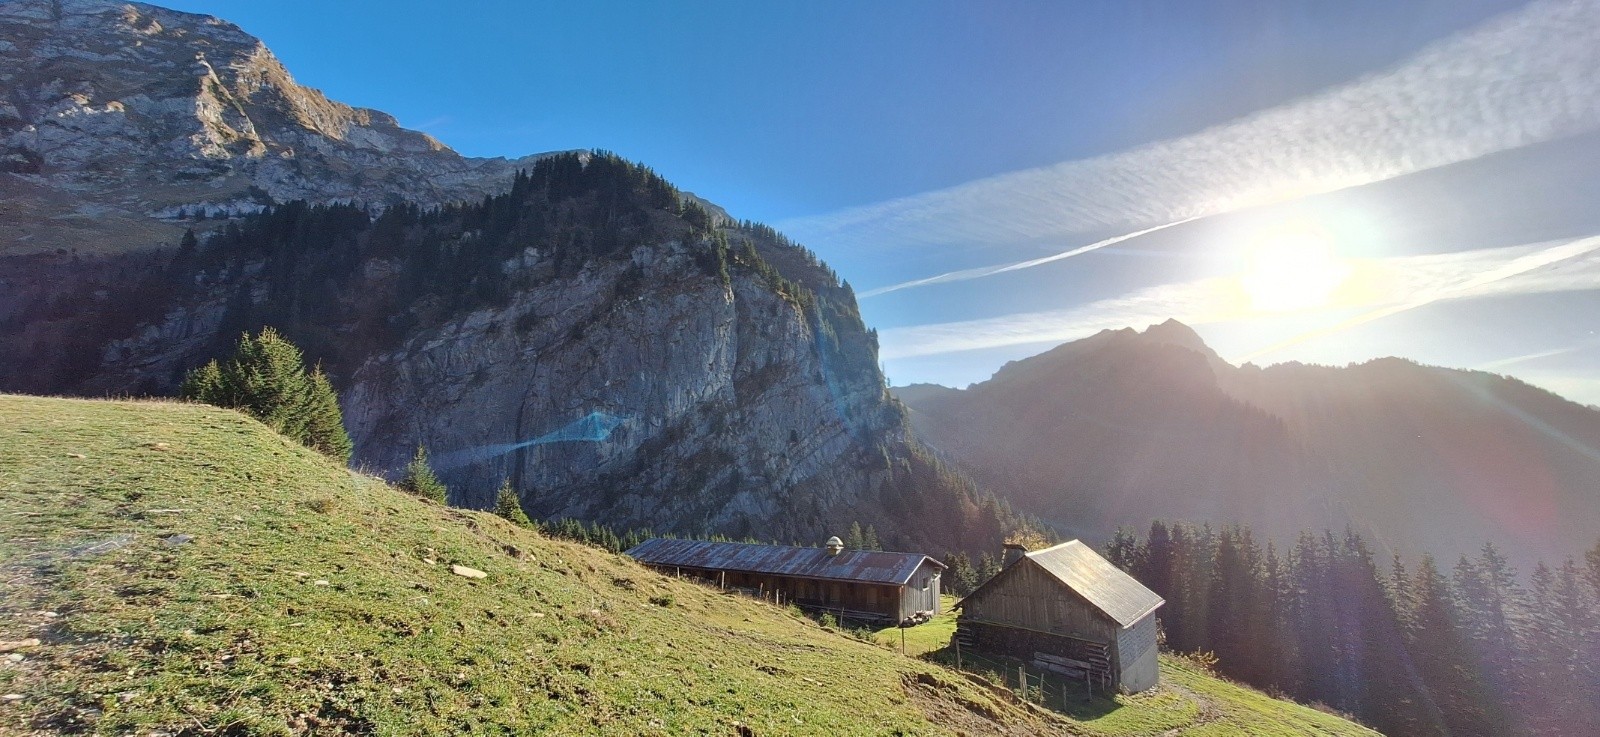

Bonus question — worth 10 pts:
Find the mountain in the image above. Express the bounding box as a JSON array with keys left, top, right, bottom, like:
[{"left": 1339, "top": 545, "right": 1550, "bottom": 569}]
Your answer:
[
  {"left": 0, "top": 0, "right": 554, "bottom": 256},
  {"left": 0, "top": 395, "right": 1381, "bottom": 735},
  {"left": 894, "top": 319, "right": 1600, "bottom": 565},
  {"left": 0, "top": 1, "right": 1019, "bottom": 553}
]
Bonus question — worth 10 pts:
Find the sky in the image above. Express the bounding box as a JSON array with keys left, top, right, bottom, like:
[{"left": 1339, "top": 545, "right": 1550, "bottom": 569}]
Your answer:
[{"left": 164, "top": 0, "right": 1600, "bottom": 403}]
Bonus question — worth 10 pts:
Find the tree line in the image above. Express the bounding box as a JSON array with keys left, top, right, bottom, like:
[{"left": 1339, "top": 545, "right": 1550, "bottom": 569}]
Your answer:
[{"left": 1103, "top": 521, "right": 1600, "bottom": 737}]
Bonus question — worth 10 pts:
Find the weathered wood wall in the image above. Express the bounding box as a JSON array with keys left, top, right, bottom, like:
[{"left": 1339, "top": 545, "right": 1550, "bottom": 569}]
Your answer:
[
  {"left": 899, "top": 561, "right": 942, "bottom": 620},
  {"left": 961, "top": 559, "right": 1118, "bottom": 644}
]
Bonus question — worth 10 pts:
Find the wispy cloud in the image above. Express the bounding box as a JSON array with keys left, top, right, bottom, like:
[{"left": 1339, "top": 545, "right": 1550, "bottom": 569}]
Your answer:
[
  {"left": 782, "top": 0, "right": 1600, "bottom": 287},
  {"left": 879, "top": 235, "right": 1600, "bottom": 360}
]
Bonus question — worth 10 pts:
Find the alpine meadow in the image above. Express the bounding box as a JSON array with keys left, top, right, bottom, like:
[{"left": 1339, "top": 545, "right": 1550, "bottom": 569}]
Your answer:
[{"left": 2, "top": 1, "right": 1598, "bottom": 735}]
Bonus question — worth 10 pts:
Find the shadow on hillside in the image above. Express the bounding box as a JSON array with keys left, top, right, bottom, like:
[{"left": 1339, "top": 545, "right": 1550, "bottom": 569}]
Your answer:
[{"left": 921, "top": 644, "right": 1124, "bottom": 721}]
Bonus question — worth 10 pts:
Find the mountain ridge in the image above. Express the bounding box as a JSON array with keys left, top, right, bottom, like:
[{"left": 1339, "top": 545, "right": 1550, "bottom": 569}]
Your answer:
[
  {"left": 0, "top": 0, "right": 558, "bottom": 255},
  {"left": 894, "top": 320, "right": 1600, "bottom": 565}
]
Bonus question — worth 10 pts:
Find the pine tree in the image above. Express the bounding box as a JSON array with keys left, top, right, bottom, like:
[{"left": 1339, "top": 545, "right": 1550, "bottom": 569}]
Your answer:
[
  {"left": 845, "top": 521, "right": 864, "bottom": 550},
  {"left": 862, "top": 524, "right": 881, "bottom": 551},
  {"left": 399, "top": 445, "right": 448, "bottom": 504},
  {"left": 492, "top": 479, "right": 531, "bottom": 527},
  {"left": 180, "top": 328, "right": 351, "bottom": 464},
  {"left": 301, "top": 365, "right": 352, "bottom": 463}
]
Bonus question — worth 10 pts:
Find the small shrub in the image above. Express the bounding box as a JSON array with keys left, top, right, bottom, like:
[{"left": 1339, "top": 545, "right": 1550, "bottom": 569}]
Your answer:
[
  {"left": 648, "top": 594, "right": 674, "bottom": 608},
  {"left": 399, "top": 445, "right": 448, "bottom": 504},
  {"left": 819, "top": 613, "right": 837, "bottom": 630},
  {"left": 305, "top": 496, "right": 335, "bottom": 514}
]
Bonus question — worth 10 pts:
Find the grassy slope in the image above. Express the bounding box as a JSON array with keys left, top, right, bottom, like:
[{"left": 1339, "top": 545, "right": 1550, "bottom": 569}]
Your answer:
[
  {"left": 0, "top": 396, "right": 1377, "bottom": 736},
  {"left": 875, "top": 601, "right": 1373, "bottom": 737}
]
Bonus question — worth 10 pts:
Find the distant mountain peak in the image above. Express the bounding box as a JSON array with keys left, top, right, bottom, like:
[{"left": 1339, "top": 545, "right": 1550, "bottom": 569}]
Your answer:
[
  {"left": 1137, "top": 318, "right": 1215, "bottom": 356},
  {"left": 0, "top": 0, "right": 556, "bottom": 254}
]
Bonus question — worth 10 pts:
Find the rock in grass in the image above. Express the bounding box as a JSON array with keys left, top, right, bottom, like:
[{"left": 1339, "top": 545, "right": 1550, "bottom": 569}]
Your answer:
[
  {"left": 451, "top": 565, "right": 487, "bottom": 579},
  {"left": 0, "top": 639, "right": 40, "bottom": 652}
]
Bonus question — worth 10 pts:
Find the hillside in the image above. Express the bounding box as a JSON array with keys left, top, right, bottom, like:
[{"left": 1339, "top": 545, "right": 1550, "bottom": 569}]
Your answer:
[
  {"left": 0, "top": 0, "right": 1018, "bottom": 553},
  {"left": 0, "top": 395, "right": 1380, "bottom": 735},
  {"left": 894, "top": 320, "right": 1600, "bottom": 566}
]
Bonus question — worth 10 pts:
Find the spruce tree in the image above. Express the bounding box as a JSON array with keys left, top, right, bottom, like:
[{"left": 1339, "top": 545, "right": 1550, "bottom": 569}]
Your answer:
[
  {"left": 399, "top": 445, "right": 448, "bottom": 504},
  {"left": 492, "top": 479, "right": 532, "bottom": 527},
  {"left": 301, "top": 365, "right": 352, "bottom": 463},
  {"left": 845, "top": 521, "right": 864, "bottom": 550},
  {"left": 862, "top": 524, "right": 881, "bottom": 551},
  {"left": 181, "top": 327, "right": 351, "bottom": 464}
]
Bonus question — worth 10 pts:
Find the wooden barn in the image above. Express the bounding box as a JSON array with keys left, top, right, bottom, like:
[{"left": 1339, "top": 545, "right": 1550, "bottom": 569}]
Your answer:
[
  {"left": 626, "top": 537, "right": 945, "bottom": 625},
  {"left": 956, "top": 540, "right": 1165, "bottom": 693}
]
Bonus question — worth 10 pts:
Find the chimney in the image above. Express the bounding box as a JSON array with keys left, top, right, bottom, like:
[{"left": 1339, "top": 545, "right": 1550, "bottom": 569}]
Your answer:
[
  {"left": 1002, "top": 542, "right": 1027, "bottom": 568},
  {"left": 825, "top": 536, "right": 844, "bottom": 556}
]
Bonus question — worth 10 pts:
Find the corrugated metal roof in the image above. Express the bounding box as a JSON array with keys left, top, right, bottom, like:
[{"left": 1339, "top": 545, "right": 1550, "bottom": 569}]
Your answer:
[
  {"left": 1022, "top": 540, "right": 1165, "bottom": 627},
  {"left": 625, "top": 538, "right": 944, "bottom": 585}
]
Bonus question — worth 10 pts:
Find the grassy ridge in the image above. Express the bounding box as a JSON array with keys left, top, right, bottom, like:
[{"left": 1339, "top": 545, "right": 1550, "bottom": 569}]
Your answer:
[{"left": 0, "top": 396, "right": 1378, "bottom": 735}]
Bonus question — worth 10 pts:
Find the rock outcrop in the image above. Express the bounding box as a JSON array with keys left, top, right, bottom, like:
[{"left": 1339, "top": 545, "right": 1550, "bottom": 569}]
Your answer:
[{"left": 0, "top": 0, "right": 552, "bottom": 255}]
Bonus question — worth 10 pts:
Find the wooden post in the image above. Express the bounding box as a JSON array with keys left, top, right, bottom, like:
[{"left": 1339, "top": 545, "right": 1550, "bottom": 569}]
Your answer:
[
  {"left": 1018, "top": 665, "right": 1026, "bottom": 701},
  {"left": 955, "top": 637, "right": 962, "bottom": 671},
  {"left": 720, "top": 571, "right": 725, "bottom": 590},
  {"left": 900, "top": 626, "right": 906, "bottom": 655}
]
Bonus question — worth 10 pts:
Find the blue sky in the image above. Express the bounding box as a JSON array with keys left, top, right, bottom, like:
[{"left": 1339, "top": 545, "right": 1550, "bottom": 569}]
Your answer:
[{"left": 164, "top": 0, "right": 1600, "bottom": 403}]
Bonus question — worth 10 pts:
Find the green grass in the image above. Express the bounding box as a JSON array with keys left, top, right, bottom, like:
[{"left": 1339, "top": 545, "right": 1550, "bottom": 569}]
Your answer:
[
  {"left": 0, "top": 395, "right": 1379, "bottom": 736},
  {"left": 874, "top": 595, "right": 959, "bottom": 656}
]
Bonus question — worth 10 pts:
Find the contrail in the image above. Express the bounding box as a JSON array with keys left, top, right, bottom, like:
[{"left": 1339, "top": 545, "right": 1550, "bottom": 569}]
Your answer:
[
  {"left": 781, "top": 0, "right": 1600, "bottom": 283},
  {"left": 876, "top": 233, "right": 1600, "bottom": 361},
  {"left": 859, "top": 217, "right": 1200, "bottom": 298}
]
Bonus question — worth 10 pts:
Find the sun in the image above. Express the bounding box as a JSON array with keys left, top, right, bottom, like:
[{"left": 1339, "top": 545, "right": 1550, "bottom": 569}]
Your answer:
[{"left": 1237, "top": 219, "right": 1351, "bottom": 313}]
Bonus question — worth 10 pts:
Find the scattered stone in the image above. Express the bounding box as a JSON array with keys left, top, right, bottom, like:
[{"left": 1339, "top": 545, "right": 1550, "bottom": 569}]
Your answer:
[
  {"left": 285, "top": 657, "right": 303, "bottom": 665},
  {"left": 450, "top": 565, "right": 487, "bottom": 579},
  {"left": 530, "top": 612, "right": 546, "bottom": 619},
  {"left": 1, "top": 694, "right": 22, "bottom": 702},
  {"left": 66, "top": 453, "right": 86, "bottom": 459},
  {"left": 0, "top": 639, "right": 40, "bottom": 653},
  {"left": 162, "top": 534, "right": 193, "bottom": 547},
  {"left": 391, "top": 686, "right": 405, "bottom": 694},
  {"left": 117, "top": 692, "right": 137, "bottom": 703},
  {"left": 39, "top": 612, "right": 58, "bottom": 618},
  {"left": 312, "top": 580, "right": 330, "bottom": 587},
  {"left": 292, "top": 571, "right": 309, "bottom": 578},
  {"left": 6, "top": 654, "right": 23, "bottom": 663},
  {"left": 422, "top": 558, "right": 436, "bottom": 565},
  {"left": 143, "top": 508, "right": 191, "bottom": 515},
  {"left": 147, "top": 442, "right": 170, "bottom": 451},
  {"left": 230, "top": 515, "right": 244, "bottom": 522}
]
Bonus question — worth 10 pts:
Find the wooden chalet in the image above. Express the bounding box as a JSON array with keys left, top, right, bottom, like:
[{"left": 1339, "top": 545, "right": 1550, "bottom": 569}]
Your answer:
[
  {"left": 626, "top": 537, "right": 944, "bottom": 625},
  {"left": 956, "top": 540, "right": 1165, "bottom": 693}
]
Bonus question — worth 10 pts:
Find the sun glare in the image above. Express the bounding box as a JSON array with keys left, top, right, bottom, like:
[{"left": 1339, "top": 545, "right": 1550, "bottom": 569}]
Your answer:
[{"left": 1238, "top": 219, "right": 1351, "bottom": 313}]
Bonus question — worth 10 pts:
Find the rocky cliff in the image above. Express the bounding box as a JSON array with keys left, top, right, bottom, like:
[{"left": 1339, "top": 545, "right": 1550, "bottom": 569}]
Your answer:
[
  {"left": 894, "top": 320, "right": 1600, "bottom": 565},
  {"left": 0, "top": 0, "right": 552, "bottom": 255},
  {"left": 0, "top": 151, "right": 1018, "bottom": 553}
]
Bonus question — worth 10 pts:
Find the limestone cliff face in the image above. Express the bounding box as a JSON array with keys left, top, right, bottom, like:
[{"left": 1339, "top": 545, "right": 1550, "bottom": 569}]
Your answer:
[
  {"left": 0, "top": 0, "right": 550, "bottom": 254},
  {"left": 0, "top": 155, "right": 1008, "bottom": 552},
  {"left": 341, "top": 246, "right": 899, "bottom": 539}
]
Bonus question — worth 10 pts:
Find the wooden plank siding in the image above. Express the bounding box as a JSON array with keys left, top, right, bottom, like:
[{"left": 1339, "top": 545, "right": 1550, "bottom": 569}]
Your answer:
[{"left": 961, "top": 558, "right": 1119, "bottom": 645}]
